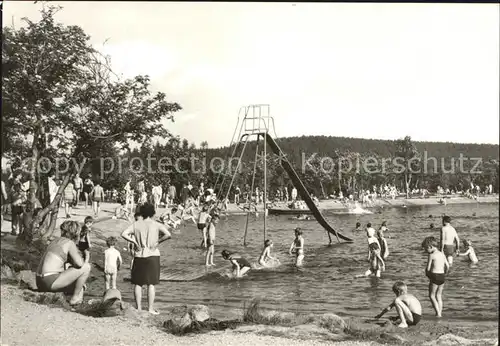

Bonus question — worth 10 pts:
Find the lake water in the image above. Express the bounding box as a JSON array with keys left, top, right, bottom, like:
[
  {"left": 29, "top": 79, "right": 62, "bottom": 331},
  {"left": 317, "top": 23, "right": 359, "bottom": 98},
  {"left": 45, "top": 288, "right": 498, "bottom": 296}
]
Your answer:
[{"left": 91, "top": 203, "right": 499, "bottom": 322}]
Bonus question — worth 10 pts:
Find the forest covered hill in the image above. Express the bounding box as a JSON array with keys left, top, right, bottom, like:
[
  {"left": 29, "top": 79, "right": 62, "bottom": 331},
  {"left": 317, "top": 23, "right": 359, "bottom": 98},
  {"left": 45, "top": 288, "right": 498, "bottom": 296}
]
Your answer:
[{"left": 204, "top": 135, "right": 499, "bottom": 163}]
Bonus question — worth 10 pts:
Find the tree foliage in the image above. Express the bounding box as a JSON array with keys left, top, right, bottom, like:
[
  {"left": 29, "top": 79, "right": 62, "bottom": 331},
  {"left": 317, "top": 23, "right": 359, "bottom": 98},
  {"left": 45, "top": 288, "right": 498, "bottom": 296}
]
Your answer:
[{"left": 2, "top": 5, "right": 182, "bottom": 242}]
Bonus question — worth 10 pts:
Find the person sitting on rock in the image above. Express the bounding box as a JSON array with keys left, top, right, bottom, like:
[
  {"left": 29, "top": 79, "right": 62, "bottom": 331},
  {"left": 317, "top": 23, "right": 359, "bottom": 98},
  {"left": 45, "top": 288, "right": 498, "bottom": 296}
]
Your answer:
[{"left": 35, "top": 220, "right": 91, "bottom": 306}]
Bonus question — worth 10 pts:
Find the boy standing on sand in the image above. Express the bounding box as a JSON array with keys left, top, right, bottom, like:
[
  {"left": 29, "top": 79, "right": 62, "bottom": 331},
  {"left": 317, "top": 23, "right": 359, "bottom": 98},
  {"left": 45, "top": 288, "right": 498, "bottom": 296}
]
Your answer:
[
  {"left": 440, "top": 216, "right": 459, "bottom": 266},
  {"left": 422, "top": 236, "right": 449, "bottom": 317},
  {"left": 375, "top": 281, "right": 422, "bottom": 328}
]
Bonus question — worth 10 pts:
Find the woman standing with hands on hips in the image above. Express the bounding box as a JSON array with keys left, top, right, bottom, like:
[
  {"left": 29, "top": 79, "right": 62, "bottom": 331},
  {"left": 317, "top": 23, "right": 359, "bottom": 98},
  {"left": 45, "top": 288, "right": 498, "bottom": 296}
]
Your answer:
[{"left": 121, "top": 203, "right": 172, "bottom": 315}]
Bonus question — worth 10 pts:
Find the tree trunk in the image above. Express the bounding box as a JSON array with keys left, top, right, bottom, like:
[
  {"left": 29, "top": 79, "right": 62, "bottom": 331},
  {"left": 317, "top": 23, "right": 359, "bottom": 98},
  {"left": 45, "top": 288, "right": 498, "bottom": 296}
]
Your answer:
[
  {"left": 19, "top": 125, "right": 41, "bottom": 244},
  {"left": 319, "top": 180, "right": 327, "bottom": 199}
]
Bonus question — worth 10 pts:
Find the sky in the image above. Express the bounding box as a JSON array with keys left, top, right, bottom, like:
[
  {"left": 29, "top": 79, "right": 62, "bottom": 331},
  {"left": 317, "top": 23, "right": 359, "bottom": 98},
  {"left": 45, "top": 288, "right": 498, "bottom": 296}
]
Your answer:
[{"left": 4, "top": 2, "right": 499, "bottom": 148}]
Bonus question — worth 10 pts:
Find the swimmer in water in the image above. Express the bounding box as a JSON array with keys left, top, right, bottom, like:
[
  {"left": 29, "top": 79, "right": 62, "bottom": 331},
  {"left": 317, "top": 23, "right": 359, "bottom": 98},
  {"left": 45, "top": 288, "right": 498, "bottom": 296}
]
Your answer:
[
  {"left": 289, "top": 227, "right": 305, "bottom": 267},
  {"left": 458, "top": 239, "right": 478, "bottom": 264},
  {"left": 258, "top": 239, "right": 278, "bottom": 267},
  {"left": 354, "top": 222, "right": 362, "bottom": 231},
  {"left": 222, "top": 250, "right": 252, "bottom": 278},
  {"left": 430, "top": 223, "right": 435, "bottom": 229},
  {"left": 379, "top": 221, "right": 389, "bottom": 234}
]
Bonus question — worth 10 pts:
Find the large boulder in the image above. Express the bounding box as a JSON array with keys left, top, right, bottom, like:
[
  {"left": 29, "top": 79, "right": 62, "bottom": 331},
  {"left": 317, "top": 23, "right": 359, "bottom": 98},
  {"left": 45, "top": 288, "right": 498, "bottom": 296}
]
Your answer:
[
  {"left": 18, "top": 270, "right": 37, "bottom": 290},
  {"left": 189, "top": 304, "right": 210, "bottom": 322},
  {"left": 95, "top": 289, "right": 124, "bottom": 317},
  {"left": 1, "top": 264, "right": 16, "bottom": 280},
  {"left": 317, "top": 313, "right": 347, "bottom": 332},
  {"left": 163, "top": 304, "right": 211, "bottom": 332},
  {"left": 102, "top": 288, "right": 122, "bottom": 304}
]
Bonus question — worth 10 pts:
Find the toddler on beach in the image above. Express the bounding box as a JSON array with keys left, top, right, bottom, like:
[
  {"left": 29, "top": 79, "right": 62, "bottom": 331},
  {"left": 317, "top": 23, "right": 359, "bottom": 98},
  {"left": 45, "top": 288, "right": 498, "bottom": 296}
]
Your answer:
[
  {"left": 375, "top": 281, "right": 422, "bottom": 328},
  {"left": 113, "top": 201, "right": 131, "bottom": 221},
  {"left": 104, "top": 236, "right": 123, "bottom": 290},
  {"left": 422, "top": 236, "right": 449, "bottom": 317},
  {"left": 458, "top": 239, "right": 478, "bottom": 264},
  {"left": 78, "top": 216, "right": 93, "bottom": 262}
]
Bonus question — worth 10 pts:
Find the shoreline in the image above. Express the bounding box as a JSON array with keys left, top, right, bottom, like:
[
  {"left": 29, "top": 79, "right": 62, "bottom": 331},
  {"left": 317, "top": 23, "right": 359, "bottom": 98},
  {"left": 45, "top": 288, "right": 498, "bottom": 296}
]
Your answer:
[
  {"left": 1, "top": 279, "right": 498, "bottom": 346},
  {"left": 224, "top": 195, "right": 499, "bottom": 214}
]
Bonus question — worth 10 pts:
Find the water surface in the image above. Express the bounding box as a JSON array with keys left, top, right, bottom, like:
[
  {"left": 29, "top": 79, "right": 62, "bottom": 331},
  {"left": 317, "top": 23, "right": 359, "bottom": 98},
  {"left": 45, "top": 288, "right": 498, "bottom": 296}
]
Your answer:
[{"left": 92, "top": 203, "right": 499, "bottom": 322}]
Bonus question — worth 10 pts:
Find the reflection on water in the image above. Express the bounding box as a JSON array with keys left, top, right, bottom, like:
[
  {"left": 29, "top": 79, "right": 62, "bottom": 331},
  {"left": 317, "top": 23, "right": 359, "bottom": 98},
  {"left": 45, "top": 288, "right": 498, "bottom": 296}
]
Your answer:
[{"left": 90, "top": 203, "right": 499, "bottom": 322}]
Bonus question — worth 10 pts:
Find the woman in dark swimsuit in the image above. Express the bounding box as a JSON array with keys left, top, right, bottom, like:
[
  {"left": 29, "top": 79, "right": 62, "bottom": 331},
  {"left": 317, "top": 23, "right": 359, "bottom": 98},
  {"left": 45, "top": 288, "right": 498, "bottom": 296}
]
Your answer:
[
  {"left": 82, "top": 175, "right": 94, "bottom": 208},
  {"left": 36, "top": 220, "right": 91, "bottom": 305},
  {"left": 222, "top": 250, "right": 252, "bottom": 278}
]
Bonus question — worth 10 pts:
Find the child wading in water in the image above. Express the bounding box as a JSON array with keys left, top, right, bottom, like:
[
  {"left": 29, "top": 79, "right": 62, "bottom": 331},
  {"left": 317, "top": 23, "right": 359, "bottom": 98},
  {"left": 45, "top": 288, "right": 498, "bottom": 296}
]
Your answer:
[
  {"left": 458, "top": 239, "right": 478, "bottom": 264},
  {"left": 78, "top": 216, "right": 93, "bottom": 262},
  {"left": 375, "top": 281, "right": 422, "bottom": 328},
  {"left": 258, "top": 239, "right": 279, "bottom": 267},
  {"left": 289, "top": 227, "right": 305, "bottom": 267},
  {"left": 197, "top": 205, "right": 211, "bottom": 248},
  {"left": 104, "top": 236, "right": 123, "bottom": 290},
  {"left": 422, "top": 236, "right": 449, "bottom": 317},
  {"left": 377, "top": 227, "right": 389, "bottom": 259},
  {"left": 222, "top": 250, "right": 252, "bottom": 278},
  {"left": 359, "top": 242, "right": 385, "bottom": 278},
  {"left": 205, "top": 214, "right": 220, "bottom": 266}
]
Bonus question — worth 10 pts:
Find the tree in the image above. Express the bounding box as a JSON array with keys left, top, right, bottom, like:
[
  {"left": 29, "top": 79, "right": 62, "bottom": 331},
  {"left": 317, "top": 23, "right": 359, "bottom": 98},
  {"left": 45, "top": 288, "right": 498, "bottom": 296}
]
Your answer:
[
  {"left": 2, "top": 5, "right": 182, "bottom": 243},
  {"left": 394, "top": 136, "right": 420, "bottom": 199}
]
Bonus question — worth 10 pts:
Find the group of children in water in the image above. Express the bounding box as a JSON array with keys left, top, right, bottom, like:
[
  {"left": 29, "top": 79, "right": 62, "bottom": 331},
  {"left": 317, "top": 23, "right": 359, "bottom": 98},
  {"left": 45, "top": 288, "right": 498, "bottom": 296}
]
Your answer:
[
  {"left": 363, "top": 215, "right": 479, "bottom": 328},
  {"left": 79, "top": 195, "right": 482, "bottom": 328}
]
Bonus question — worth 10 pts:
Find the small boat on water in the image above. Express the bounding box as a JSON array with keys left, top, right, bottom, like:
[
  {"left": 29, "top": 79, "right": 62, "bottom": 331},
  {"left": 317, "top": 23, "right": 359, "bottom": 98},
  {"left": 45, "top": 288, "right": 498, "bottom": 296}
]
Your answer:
[{"left": 268, "top": 208, "right": 313, "bottom": 215}]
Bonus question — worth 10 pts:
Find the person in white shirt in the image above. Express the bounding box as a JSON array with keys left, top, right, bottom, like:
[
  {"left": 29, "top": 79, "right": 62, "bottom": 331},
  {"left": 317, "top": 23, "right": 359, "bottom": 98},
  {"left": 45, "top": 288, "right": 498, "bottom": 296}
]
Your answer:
[
  {"left": 152, "top": 184, "right": 162, "bottom": 211},
  {"left": 104, "top": 236, "right": 123, "bottom": 290},
  {"left": 291, "top": 187, "right": 298, "bottom": 201}
]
